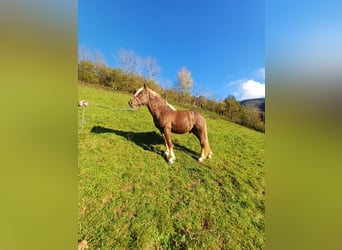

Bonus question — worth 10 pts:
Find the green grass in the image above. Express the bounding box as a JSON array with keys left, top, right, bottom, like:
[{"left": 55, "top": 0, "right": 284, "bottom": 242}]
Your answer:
[{"left": 78, "top": 84, "right": 265, "bottom": 249}]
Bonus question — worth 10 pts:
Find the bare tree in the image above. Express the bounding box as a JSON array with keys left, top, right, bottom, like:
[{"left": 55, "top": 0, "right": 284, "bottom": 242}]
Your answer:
[
  {"left": 117, "top": 49, "right": 143, "bottom": 75},
  {"left": 78, "top": 46, "right": 92, "bottom": 61},
  {"left": 176, "top": 67, "right": 193, "bottom": 96},
  {"left": 143, "top": 56, "right": 161, "bottom": 82},
  {"left": 94, "top": 49, "right": 106, "bottom": 66},
  {"left": 135, "top": 56, "right": 144, "bottom": 75},
  {"left": 209, "top": 93, "right": 218, "bottom": 112}
]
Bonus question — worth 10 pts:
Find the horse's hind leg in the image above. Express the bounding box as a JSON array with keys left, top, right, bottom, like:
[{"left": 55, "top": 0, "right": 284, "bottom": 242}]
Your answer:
[
  {"left": 191, "top": 128, "right": 205, "bottom": 162},
  {"left": 198, "top": 140, "right": 206, "bottom": 163},
  {"left": 192, "top": 126, "right": 211, "bottom": 162}
]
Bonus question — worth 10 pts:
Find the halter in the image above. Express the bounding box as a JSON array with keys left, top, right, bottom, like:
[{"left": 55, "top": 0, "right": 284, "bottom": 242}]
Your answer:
[
  {"left": 131, "top": 88, "right": 151, "bottom": 107},
  {"left": 132, "top": 96, "right": 144, "bottom": 107}
]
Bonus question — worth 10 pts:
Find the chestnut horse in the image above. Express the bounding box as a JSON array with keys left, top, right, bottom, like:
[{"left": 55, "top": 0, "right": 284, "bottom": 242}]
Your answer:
[{"left": 128, "top": 84, "right": 212, "bottom": 163}]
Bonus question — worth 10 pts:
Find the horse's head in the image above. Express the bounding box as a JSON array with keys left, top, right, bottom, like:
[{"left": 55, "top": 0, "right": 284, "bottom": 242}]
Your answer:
[{"left": 128, "top": 84, "right": 150, "bottom": 108}]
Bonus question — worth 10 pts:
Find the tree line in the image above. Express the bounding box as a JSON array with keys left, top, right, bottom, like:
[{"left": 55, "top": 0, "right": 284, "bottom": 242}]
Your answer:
[{"left": 78, "top": 49, "right": 264, "bottom": 132}]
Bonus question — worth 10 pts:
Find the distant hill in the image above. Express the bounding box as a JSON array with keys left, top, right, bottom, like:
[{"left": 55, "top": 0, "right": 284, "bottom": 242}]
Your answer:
[{"left": 240, "top": 98, "right": 265, "bottom": 112}]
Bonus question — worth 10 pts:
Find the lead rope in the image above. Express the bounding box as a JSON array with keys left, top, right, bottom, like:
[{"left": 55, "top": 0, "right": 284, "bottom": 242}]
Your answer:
[
  {"left": 95, "top": 104, "right": 135, "bottom": 111},
  {"left": 78, "top": 100, "right": 137, "bottom": 128}
]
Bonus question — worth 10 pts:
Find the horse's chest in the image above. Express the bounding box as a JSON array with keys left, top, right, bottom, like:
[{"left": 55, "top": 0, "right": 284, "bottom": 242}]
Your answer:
[{"left": 153, "top": 118, "right": 162, "bottom": 129}]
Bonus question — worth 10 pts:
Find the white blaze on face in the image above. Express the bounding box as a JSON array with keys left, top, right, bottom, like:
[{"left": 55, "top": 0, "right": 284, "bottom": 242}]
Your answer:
[{"left": 134, "top": 87, "right": 144, "bottom": 97}]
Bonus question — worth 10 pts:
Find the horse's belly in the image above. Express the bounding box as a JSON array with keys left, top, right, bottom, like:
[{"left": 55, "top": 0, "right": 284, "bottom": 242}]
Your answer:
[
  {"left": 170, "top": 111, "right": 194, "bottom": 133},
  {"left": 171, "top": 128, "right": 186, "bottom": 134},
  {"left": 171, "top": 122, "right": 191, "bottom": 134}
]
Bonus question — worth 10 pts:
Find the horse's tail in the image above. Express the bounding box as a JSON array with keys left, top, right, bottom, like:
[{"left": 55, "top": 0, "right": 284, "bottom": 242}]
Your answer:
[
  {"left": 203, "top": 118, "right": 213, "bottom": 158},
  {"left": 192, "top": 111, "right": 213, "bottom": 159}
]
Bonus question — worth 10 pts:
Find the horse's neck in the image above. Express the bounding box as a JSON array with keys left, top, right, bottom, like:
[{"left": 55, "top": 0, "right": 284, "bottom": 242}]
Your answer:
[{"left": 147, "top": 96, "right": 169, "bottom": 117}]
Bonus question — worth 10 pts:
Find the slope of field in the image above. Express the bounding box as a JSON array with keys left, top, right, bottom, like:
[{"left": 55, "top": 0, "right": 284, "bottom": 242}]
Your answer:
[{"left": 78, "top": 84, "right": 265, "bottom": 249}]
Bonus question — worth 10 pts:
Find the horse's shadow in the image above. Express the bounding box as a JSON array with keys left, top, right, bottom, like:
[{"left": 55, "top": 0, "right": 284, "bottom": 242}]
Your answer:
[{"left": 90, "top": 126, "right": 198, "bottom": 160}]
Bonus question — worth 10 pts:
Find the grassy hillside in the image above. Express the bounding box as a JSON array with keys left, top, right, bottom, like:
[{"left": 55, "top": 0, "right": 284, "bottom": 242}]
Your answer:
[{"left": 78, "top": 84, "right": 265, "bottom": 249}]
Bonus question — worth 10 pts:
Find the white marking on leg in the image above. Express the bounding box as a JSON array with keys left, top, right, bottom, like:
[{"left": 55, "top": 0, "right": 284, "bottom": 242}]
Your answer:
[
  {"left": 162, "top": 134, "right": 170, "bottom": 158},
  {"left": 198, "top": 151, "right": 205, "bottom": 162},
  {"left": 170, "top": 149, "right": 175, "bottom": 159},
  {"left": 198, "top": 147, "right": 206, "bottom": 162},
  {"left": 168, "top": 149, "right": 176, "bottom": 163},
  {"left": 164, "top": 143, "right": 170, "bottom": 157}
]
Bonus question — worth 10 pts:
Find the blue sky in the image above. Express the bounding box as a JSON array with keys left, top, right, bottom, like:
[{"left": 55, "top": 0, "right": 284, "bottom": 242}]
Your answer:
[{"left": 79, "top": 0, "right": 264, "bottom": 100}]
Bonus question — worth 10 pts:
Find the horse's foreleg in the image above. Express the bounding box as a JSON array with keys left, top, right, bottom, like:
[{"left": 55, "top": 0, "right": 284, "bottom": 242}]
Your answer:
[
  {"left": 164, "top": 128, "right": 175, "bottom": 164},
  {"left": 199, "top": 149, "right": 205, "bottom": 162},
  {"left": 161, "top": 133, "right": 170, "bottom": 158}
]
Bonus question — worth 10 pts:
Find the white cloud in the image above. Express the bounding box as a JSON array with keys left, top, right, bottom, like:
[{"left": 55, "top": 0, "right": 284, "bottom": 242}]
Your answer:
[
  {"left": 226, "top": 78, "right": 247, "bottom": 87},
  {"left": 225, "top": 67, "right": 265, "bottom": 100},
  {"left": 235, "top": 80, "right": 265, "bottom": 100}
]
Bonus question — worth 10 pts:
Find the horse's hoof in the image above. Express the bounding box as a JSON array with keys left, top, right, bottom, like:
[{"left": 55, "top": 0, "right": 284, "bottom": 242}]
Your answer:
[
  {"left": 198, "top": 157, "right": 203, "bottom": 163},
  {"left": 168, "top": 158, "right": 175, "bottom": 164}
]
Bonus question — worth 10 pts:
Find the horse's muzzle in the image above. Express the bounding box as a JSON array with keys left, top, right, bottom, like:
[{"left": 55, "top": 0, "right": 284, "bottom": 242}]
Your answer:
[
  {"left": 128, "top": 100, "right": 133, "bottom": 108},
  {"left": 128, "top": 99, "right": 135, "bottom": 108}
]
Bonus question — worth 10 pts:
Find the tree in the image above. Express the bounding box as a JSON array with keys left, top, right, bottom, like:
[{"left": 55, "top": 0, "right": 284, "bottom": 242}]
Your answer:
[
  {"left": 143, "top": 56, "right": 161, "bottom": 82},
  {"left": 217, "top": 100, "right": 226, "bottom": 115},
  {"left": 207, "top": 99, "right": 218, "bottom": 112},
  {"left": 78, "top": 60, "right": 98, "bottom": 83},
  {"left": 197, "top": 96, "right": 207, "bottom": 109},
  {"left": 175, "top": 67, "right": 193, "bottom": 96},
  {"left": 94, "top": 49, "right": 106, "bottom": 66},
  {"left": 224, "top": 95, "right": 241, "bottom": 122},
  {"left": 97, "top": 65, "right": 112, "bottom": 87},
  {"left": 78, "top": 46, "right": 91, "bottom": 62},
  {"left": 93, "top": 50, "right": 110, "bottom": 86},
  {"left": 117, "top": 49, "right": 143, "bottom": 75}
]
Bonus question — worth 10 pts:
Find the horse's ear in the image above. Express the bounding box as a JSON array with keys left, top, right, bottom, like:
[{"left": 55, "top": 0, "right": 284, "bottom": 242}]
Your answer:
[{"left": 144, "top": 84, "right": 147, "bottom": 89}]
